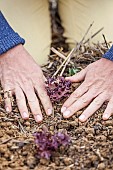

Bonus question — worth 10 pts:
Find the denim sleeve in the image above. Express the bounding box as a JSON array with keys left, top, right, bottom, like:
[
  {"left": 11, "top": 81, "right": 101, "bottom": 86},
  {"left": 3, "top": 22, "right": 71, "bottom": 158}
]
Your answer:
[
  {"left": 103, "top": 45, "right": 113, "bottom": 61},
  {"left": 0, "top": 11, "right": 25, "bottom": 55}
]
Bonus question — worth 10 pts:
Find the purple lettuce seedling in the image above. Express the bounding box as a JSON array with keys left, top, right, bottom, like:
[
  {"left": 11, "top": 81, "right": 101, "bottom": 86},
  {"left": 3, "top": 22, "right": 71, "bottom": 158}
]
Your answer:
[
  {"left": 45, "top": 76, "right": 72, "bottom": 103},
  {"left": 33, "top": 130, "right": 70, "bottom": 159}
]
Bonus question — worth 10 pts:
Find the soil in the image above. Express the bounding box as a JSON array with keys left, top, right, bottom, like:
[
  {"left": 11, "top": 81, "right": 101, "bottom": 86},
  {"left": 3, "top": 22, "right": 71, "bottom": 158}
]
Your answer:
[
  {"left": 1, "top": 41, "right": 113, "bottom": 170},
  {"left": 1, "top": 1, "right": 113, "bottom": 170}
]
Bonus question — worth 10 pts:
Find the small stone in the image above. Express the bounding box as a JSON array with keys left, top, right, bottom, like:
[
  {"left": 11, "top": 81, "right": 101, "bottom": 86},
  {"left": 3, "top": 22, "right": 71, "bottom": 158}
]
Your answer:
[
  {"left": 87, "top": 133, "right": 94, "bottom": 140},
  {"left": 26, "top": 126, "right": 30, "bottom": 131},
  {"left": 63, "top": 157, "right": 73, "bottom": 166},
  {"left": 97, "top": 162, "right": 105, "bottom": 170},
  {"left": 26, "top": 156, "right": 36, "bottom": 168},
  {"left": 85, "top": 128, "right": 94, "bottom": 134},
  {"left": 89, "top": 155, "right": 98, "bottom": 162},
  {"left": 54, "top": 157, "right": 60, "bottom": 166},
  {"left": 0, "top": 131, "right": 3, "bottom": 137},
  {"left": 6, "top": 130, "right": 14, "bottom": 135},
  {"left": 40, "top": 158, "right": 49, "bottom": 165},
  {"left": 25, "top": 121, "right": 30, "bottom": 126},
  {"left": 64, "top": 167, "right": 71, "bottom": 170},
  {"left": 76, "top": 111, "right": 82, "bottom": 117},
  {"left": 22, "top": 151, "right": 28, "bottom": 156},
  {"left": 50, "top": 126, "right": 54, "bottom": 131},
  {"left": 6, "top": 122, "right": 12, "bottom": 126},
  {"left": 68, "top": 120, "right": 78, "bottom": 127},
  {"left": 96, "top": 135, "right": 106, "bottom": 142},
  {"left": 104, "top": 120, "right": 113, "bottom": 126}
]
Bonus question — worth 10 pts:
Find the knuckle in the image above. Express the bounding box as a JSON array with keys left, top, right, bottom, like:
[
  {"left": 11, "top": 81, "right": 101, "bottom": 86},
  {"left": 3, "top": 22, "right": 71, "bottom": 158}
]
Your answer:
[
  {"left": 28, "top": 96, "right": 37, "bottom": 102},
  {"left": 72, "top": 91, "right": 80, "bottom": 98},
  {"left": 81, "top": 97, "right": 89, "bottom": 103},
  {"left": 94, "top": 100, "right": 101, "bottom": 106}
]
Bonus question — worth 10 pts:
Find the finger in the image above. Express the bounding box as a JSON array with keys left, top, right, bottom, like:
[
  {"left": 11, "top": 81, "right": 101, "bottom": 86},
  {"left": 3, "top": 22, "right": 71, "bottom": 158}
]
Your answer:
[
  {"left": 79, "top": 93, "right": 106, "bottom": 122},
  {"left": 4, "top": 90, "right": 12, "bottom": 113},
  {"left": 63, "top": 90, "right": 96, "bottom": 118},
  {"left": 65, "top": 68, "right": 87, "bottom": 82},
  {"left": 61, "top": 82, "right": 88, "bottom": 112},
  {"left": 1, "top": 77, "right": 13, "bottom": 112},
  {"left": 23, "top": 83, "right": 43, "bottom": 123},
  {"left": 103, "top": 98, "right": 113, "bottom": 120},
  {"left": 15, "top": 86, "right": 29, "bottom": 120},
  {"left": 35, "top": 83, "right": 53, "bottom": 116}
]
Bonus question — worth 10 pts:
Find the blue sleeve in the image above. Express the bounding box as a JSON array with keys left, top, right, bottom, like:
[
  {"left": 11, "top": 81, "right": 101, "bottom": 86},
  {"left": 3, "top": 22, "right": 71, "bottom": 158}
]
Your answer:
[
  {"left": 103, "top": 45, "right": 113, "bottom": 61},
  {"left": 0, "top": 11, "right": 25, "bottom": 55}
]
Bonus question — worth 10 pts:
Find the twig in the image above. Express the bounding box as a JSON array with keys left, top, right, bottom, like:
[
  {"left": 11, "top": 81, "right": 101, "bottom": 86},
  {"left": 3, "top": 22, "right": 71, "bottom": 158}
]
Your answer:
[
  {"left": 18, "top": 119, "right": 26, "bottom": 134},
  {"left": 58, "top": 22, "right": 94, "bottom": 76},
  {"left": 81, "top": 21, "right": 94, "bottom": 43},
  {"left": 102, "top": 34, "right": 109, "bottom": 49},
  {"left": 51, "top": 47, "right": 74, "bottom": 65},
  {"left": 0, "top": 137, "right": 17, "bottom": 145},
  {"left": 60, "top": 54, "right": 71, "bottom": 76},
  {"left": 0, "top": 117, "right": 14, "bottom": 121},
  {"left": 51, "top": 47, "right": 66, "bottom": 60},
  {"left": 92, "top": 148, "right": 104, "bottom": 161},
  {"left": 84, "top": 27, "right": 104, "bottom": 44},
  {"left": 52, "top": 48, "right": 75, "bottom": 77},
  {"left": 0, "top": 107, "right": 6, "bottom": 113}
]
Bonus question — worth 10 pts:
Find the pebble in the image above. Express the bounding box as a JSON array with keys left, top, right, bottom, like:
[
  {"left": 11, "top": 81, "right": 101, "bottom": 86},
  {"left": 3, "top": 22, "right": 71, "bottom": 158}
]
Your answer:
[
  {"left": 0, "top": 131, "right": 3, "bottom": 137},
  {"left": 50, "top": 126, "right": 54, "bottom": 131},
  {"left": 63, "top": 157, "right": 73, "bottom": 166},
  {"left": 6, "top": 130, "right": 14, "bottom": 135},
  {"left": 103, "top": 120, "right": 113, "bottom": 126},
  {"left": 54, "top": 158, "right": 60, "bottom": 166},
  {"left": 40, "top": 158, "right": 49, "bottom": 165},
  {"left": 64, "top": 167, "right": 71, "bottom": 170},
  {"left": 25, "top": 121, "right": 31, "bottom": 126},
  {"left": 85, "top": 128, "right": 94, "bottom": 134},
  {"left": 34, "top": 165, "right": 48, "bottom": 170},
  {"left": 26, "top": 156, "right": 36, "bottom": 168},
  {"left": 89, "top": 155, "right": 98, "bottom": 162},
  {"left": 26, "top": 126, "right": 30, "bottom": 131},
  {"left": 87, "top": 133, "right": 94, "bottom": 140},
  {"left": 68, "top": 120, "right": 78, "bottom": 127},
  {"left": 96, "top": 135, "right": 106, "bottom": 142},
  {"left": 97, "top": 162, "right": 105, "bottom": 170},
  {"left": 22, "top": 151, "right": 28, "bottom": 156},
  {"left": 6, "top": 122, "right": 12, "bottom": 127}
]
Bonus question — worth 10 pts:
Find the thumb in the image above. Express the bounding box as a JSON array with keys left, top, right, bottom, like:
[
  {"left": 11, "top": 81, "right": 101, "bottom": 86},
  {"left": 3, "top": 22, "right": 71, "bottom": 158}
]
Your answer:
[{"left": 65, "top": 68, "right": 87, "bottom": 82}]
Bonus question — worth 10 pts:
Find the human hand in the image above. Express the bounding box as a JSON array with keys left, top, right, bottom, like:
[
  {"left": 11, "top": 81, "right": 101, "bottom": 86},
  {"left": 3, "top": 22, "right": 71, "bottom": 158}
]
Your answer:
[
  {"left": 61, "top": 58, "right": 113, "bottom": 122},
  {"left": 0, "top": 44, "right": 52, "bottom": 122}
]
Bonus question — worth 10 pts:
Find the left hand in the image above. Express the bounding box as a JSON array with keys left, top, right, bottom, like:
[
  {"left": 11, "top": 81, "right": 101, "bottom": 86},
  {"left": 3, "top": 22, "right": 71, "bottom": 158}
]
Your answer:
[{"left": 61, "top": 58, "right": 113, "bottom": 122}]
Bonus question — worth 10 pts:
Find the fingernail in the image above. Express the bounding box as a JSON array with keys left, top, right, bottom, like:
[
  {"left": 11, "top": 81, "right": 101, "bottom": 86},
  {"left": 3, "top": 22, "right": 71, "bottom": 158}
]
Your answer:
[
  {"left": 35, "top": 115, "right": 42, "bottom": 122},
  {"left": 23, "top": 112, "right": 29, "bottom": 119},
  {"left": 103, "top": 114, "right": 109, "bottom": 120},
  {"left": 63, "top": 110, "right": 71, "bottom": 117},
  {"left": 79, "top": 114, "right": 85, "bottom": 121},
  {"left": 47, "top": 109, "right": 52, "bottom": 115},
  {"left": 6, "top": 107, "right": 10, "bottom": 112},
  {"left": 61, "top": 107, "right": 67, "bottom": 113}
]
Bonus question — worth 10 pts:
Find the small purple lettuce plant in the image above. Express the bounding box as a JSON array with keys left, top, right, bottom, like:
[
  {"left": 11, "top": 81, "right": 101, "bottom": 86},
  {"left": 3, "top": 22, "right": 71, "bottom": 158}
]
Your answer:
[
  {"left": 45, "top": 76, "right": 72, "bottom": 103},
  {"left": 33, "top": 130, "right": 70, "bottom": 159}
]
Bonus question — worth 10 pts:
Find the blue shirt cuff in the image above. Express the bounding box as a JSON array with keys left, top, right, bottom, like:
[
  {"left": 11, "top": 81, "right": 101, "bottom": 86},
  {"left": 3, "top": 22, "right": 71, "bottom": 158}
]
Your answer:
[
  {"left": 0, "top": 11, "right": 25, "bottom": 55},
  {"left": 103, "top": 45, "right": 113, "bottom": 61}
]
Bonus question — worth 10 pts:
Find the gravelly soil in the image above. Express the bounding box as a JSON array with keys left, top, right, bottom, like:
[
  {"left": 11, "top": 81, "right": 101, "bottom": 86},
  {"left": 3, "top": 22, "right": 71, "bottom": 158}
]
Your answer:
[{"left": 1, "top": 42, "right": 113, "bottom": 170}]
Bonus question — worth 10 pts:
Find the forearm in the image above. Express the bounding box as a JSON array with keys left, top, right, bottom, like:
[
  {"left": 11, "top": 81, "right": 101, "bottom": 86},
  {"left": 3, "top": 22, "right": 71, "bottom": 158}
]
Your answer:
[{"left": 0, "top": 11, "right": 25, "bottom": 55}]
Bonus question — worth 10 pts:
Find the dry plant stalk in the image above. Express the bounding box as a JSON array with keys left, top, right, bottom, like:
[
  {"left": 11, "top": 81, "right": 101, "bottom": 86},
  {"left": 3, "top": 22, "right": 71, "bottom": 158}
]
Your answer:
[
  {"left": 52, "top": 23, "right": 104, "bottom": 77},
  {"left": 51, "top": 47, "right": 74, "bottom": 65}
]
